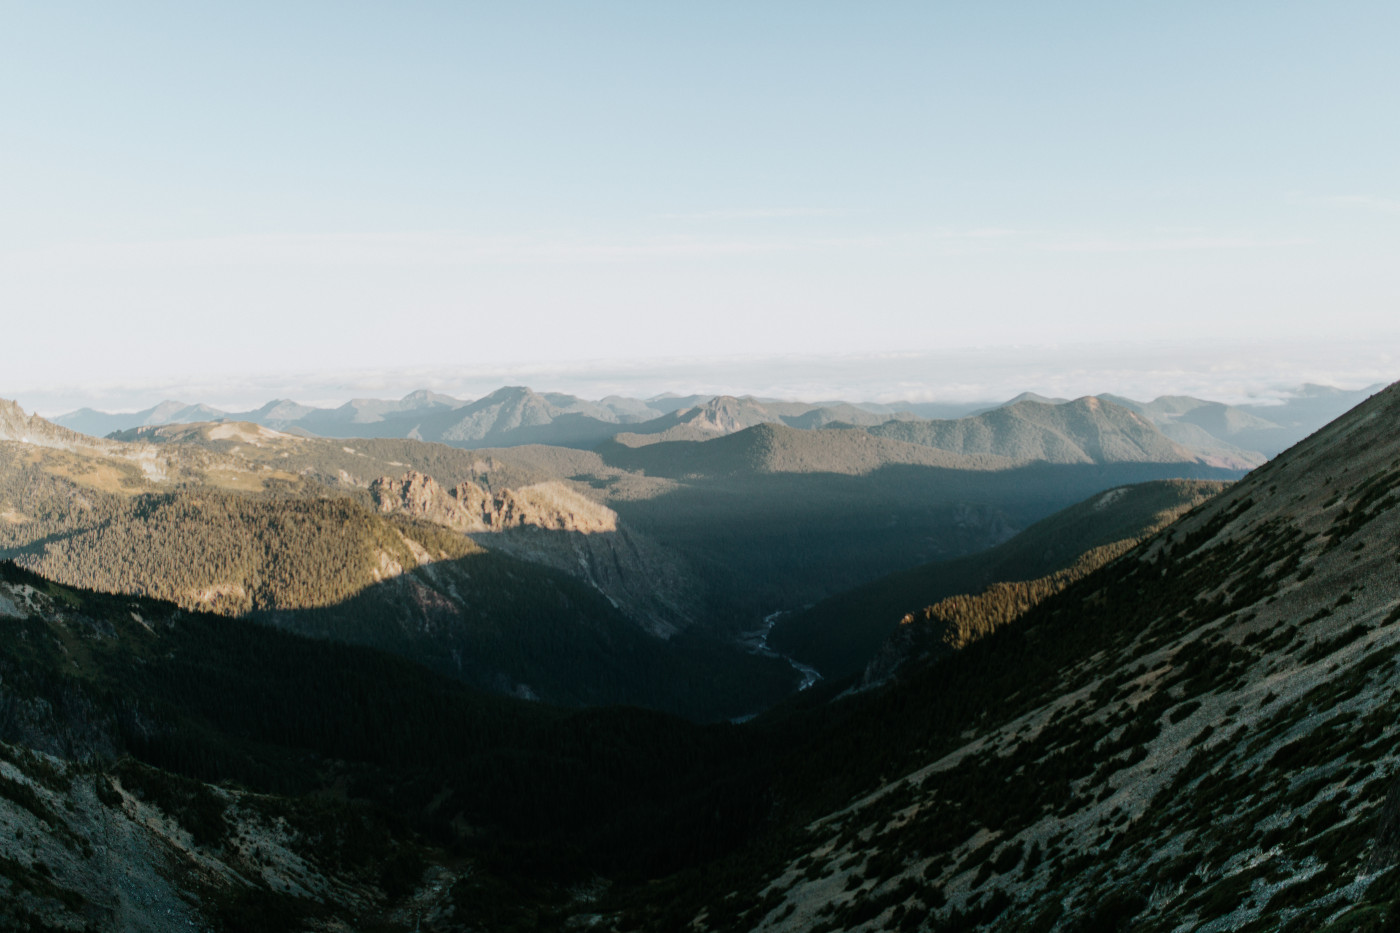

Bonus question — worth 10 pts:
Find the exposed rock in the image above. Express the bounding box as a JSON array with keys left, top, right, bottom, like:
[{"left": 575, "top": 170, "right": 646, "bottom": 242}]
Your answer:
[
  {"left": 486, "top": 483, "right": 617, "bottom": 533},
  {"left": 0, "top": 398, "right": 106, "bottom": 451},
  {"left": 369, "top": 470, "right": 696, "bottom": 634},
  {"left": 0, "top": 398, "right": 224, "bottom": 488},
  {"left": 369, "top": 470, "right": 618, "bottom": 534}
]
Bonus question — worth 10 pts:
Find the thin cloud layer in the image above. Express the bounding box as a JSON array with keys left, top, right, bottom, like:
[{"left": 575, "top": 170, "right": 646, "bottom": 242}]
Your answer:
[{"left": 14, "top": 339, "right": 1396, "bottom": 418}]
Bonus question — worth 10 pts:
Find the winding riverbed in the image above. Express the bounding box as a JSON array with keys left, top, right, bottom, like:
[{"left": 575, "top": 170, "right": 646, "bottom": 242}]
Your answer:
[{"left": 740, "top": 609, "right": 823, "bottom": 692}]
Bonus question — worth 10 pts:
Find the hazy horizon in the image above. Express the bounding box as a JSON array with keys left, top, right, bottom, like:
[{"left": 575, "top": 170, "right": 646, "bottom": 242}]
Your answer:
[
  {"left": 12, "top": 337, "right": 1395, "bottom": 419},
  {"left": 7, "top": 4, "right": 1399, "bottom": 414}
]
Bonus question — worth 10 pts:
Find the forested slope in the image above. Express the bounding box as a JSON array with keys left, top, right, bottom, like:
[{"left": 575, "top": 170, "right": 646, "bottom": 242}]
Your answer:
[
  {"left": 768, "top": 478, "right": 1226, "bottom": 679},
  {"left": 0, "top": 422, "right": 795, "bottom": 720}
]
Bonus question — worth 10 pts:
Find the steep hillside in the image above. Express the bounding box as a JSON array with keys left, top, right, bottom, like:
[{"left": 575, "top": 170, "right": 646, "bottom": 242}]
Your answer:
[
  {"left": 853, "top": 536, "right": 1149, "bottom": 692},
  {"left": 259, "top": 552, "right": 795, "bottom": 718},
  {"left": 651, "top": 382, "right": 1400, "bottom": 932},
  {"left": 769, "top": 478, "right": 1226, "bottom": 681},
  {"left": 0, "top": 740, "right": 429, "bottom": 932},
  {"left": 7, "top": 487, "right": 479, "bottom": 613},
  {"left": 369, "top": 469, "right": 619, "bottom": 535},
  {"left": 369, "top": 470, "right": 701, "bottom": 634},
  {"left": 0, "top": 563, "right": 780, "bottom": 930}
]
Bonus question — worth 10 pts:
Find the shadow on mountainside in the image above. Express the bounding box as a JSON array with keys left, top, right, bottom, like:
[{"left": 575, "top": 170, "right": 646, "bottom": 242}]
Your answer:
[
  {"left": 604, "top": 458, "right": 1247, "bottom": 629},
  {"left": 0, "top": 561, "right": 781, "bottom": 883},
  {"left": 767, "top": 478, "right": 1229, "bottom": 682},
  {"left": 251, "top": 547, "right": 801, "bottom": 722}
]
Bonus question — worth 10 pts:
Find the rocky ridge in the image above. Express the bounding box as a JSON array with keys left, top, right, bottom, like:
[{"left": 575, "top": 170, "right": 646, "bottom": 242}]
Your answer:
[
  {"left": 369, "top": 470, "right": 618, "bottom": 534},
  {"left": 368, "top": 470, "right": 696, "bottom": 635}
]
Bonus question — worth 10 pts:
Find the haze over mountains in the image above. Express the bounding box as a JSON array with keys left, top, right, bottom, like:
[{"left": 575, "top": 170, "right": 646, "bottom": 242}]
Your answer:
[
  {"left": 54, "top": 380, "right": 1378, "bottom": 465},
  {"left": 1, "top": 378, "right": 1397, "bottom": 930}
]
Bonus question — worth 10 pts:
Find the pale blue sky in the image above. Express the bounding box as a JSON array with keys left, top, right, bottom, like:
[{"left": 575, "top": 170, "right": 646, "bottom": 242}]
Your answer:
[{"left": 3, "top": 2, "right": 1398, "bottom": 409}]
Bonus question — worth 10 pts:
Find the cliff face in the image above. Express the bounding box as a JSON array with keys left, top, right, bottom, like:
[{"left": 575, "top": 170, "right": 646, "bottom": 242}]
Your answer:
[
  {"left": 1, "top": 399, "right": 123, "bottom": 455},
  {"left": 369, "top": 470, "right": 618, "bottom": 534},
  {"left": 369, "top": 470, "right": 696, "bottom": 635}
]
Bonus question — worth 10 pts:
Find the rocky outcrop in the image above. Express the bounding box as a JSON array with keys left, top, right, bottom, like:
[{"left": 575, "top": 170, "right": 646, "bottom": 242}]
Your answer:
[
  {"left": 0, "top": 399, "right": 187, "bottom": 482},
  {"left": 368, "top": 470, "right": 695, "bottom": 635},
  {"left": 369, "top": 470, "right": 618, "bottom": 534},
  {"left": 0, "top": 399, "right": 100, "bottom": 450}
]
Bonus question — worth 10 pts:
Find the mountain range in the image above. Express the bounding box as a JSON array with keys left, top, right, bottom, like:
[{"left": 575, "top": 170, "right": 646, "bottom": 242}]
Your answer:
[
  {"left": 3, "top": 379, "right": 1397, "bottom": 930},
  {"left": 52, "top": 381, "right": 1380, "bottom": 464},
  {"left": 55, "top": 395, "right": 1245, "bottom": 636}
]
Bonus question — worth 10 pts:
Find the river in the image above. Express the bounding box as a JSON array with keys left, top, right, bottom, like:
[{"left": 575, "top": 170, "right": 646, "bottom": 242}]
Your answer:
[{"left": 739, "top": 609, "right": 823, "bottom": 692}]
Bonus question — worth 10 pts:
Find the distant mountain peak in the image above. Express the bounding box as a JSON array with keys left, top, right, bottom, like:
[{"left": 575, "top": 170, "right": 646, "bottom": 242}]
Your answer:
[
  {"left": 148, "top": 399, "right": 193, "bottom": 418},
  {"left": 676, "top": 396, "right": 771, "bottom": 435},
  {"left": 400, "top": 388, "right": 459, "bottom": 407},
  {"left": 484, "top": 385, "right": 538, "bottom": 402},
  {"left": 1001, "top": 391, "right": 1069, "bottom": 408},
  {"left": 252, "top": 398, "right": 314, "bottom": 419}
]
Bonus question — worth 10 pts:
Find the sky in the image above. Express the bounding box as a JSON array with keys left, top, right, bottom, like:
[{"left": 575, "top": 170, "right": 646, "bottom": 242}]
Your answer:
[{"left": 3, "top": 2, "right": 1399, "bottom": 412}]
